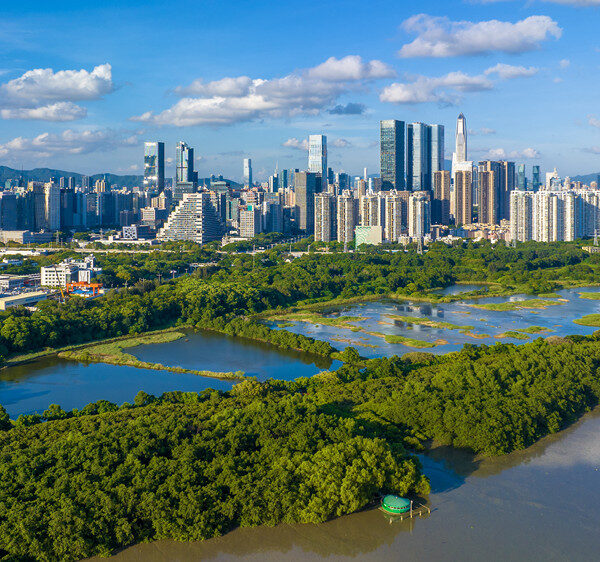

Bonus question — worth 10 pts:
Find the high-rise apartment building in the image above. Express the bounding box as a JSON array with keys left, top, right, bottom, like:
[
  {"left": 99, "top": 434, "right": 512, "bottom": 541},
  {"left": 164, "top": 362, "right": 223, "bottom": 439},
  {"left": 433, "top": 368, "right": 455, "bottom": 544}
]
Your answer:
[
  {"left": 308, "top": 135, "right": 327, "bottom": 191},
  {"left": 478, "top": 170, "right": 498, "bottom": 225},
  {"left": 432, "top": 170, "right": 451, "bottom": 225},
  {"left": 408, "top": 191, "right": 431, "bottom": 238},
  {"left": 499, "top": 161, "right": 516, "bottom": 220},
  {"left": 315, "top": 193, "right": 336, "bottom": 242},
  {"left": 239, "top": 204, "right": 262, "bottom": 238},
  {"left": 380, "top": 120, "right": 405, "bottom": 190},
  {"left": 337, "top": 190, "right": 357, "bottom": 245},
  {"left": 359, "top": 192, "right": 385, "bottom": 228},
  {"left": 385, "top": 190, "right": 410, "bottom": 242},
  {"left": 158, "top": 192, "right": 222, "bottom": 244},
  {"left": 243, "top": 158, "right": 253, "bottom": 187},
  {"left": 143, "top": 141, "right": 165, "bottom": 193},
  {"left": 454, "top": 170, "right": 473, "bottom": 225},
  {"left": 176, "top": 141, "right": 195, "bottom": 185},
  {"left": 294, "top": 171, "right": 318, "bottom": 234}
]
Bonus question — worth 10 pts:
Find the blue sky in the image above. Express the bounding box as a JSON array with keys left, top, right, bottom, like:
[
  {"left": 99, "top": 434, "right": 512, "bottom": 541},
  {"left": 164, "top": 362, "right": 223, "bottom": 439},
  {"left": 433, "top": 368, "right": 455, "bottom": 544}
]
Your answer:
[{"left": 1, "top": 0, "right": 599, "bottom": 181}]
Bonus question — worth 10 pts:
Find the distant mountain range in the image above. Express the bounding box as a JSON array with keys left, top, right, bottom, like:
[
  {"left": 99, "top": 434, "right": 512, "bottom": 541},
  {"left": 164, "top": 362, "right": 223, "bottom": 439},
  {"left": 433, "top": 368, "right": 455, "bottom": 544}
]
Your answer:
[
  {"left": 0, "top": 166, "right": 242, "bottom": 190},
  {"left": 572, "top": 172, "right": 600, "bottom": 184}
]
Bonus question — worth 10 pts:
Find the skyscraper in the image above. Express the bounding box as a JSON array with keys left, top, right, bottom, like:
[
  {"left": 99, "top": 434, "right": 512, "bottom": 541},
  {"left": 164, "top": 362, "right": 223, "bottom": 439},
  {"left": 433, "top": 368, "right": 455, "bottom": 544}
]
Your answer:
[
  {"left": 407, "top": 123, "right": 430, "bottom": 191},
  {"left": 243, "top": 158, "right": 253, "bottom": 187},
  {"left": 517, "top": 164, "right": 527, "bottom": 191},
  {"left": 455, "top": 113, "right": 467, "bottom": 162},
  {"left": 176, "top": 141, "right": 195, "bottom": 185},
  {"left": 315, "top": 193, "right": 336, "bottom": 242},
  {"left": 337, "top": 190, "right": 357, "bottom": 245},
  {"left": 429, "top": 124, "right": 445, "bottom": 176},
  {"left": 385, "top": 190, "right": 411, "bottom": 242},
  {"left": 294, "top": 171, "right": 318, "bottom": 234},
  {"left": 408, "top": 191, "right": 431, "bottom": 238},
  {"left": 308, "top": 135, "right": 327, "bottom": 191},
  {"left": 478, "top": 170, "right": 498, "bottom": 225},
  {"left": 144, "top": 141, "right": 165, "bottom": 193},
  {"left": 454, "top": 170, "right": 473, "bottom": 225},
  {"left": 432, "top": 170, "right": 451, "bottom": 225},
  {"left": 380, "top": 120, "right": 405, "bottom": 190}
]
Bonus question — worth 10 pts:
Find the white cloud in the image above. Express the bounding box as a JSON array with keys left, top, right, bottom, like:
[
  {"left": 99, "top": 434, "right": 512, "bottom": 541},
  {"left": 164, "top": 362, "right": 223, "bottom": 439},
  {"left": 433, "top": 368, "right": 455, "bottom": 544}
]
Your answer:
[
  {"left": 0, "top": 128, "right": 139, "bottom": 162},
  {"left": 583, "top": 146, "right": 600, "bottom": 154},
  {"left": 398, "top": 14, "right": 561, "bottom": 58},
  {"left": 282, "top": 137, "right": 309, "bottom": 150},
  {"left": 0, "top": 63, "right": 113, "bottom": 121},
  {"left": 484, "top": 147, "right": 540, "bottom": 159},
  {"left": 559, "top": 58, "right": 571, "bottom": 69},
  {"left": 545, "top": 0, "right": 600, "bottom": 5},
  {"left": 0, "top": 101, "right": 87, "bottom": 121},
  {"left": 588, "top": 115, "right": 600, "bottom": 129},
  {"left": 380, "top": 71, "right": 493, "bottom": 105},
  {"left": 332, "top": 138, "right": 352, "bottom": 148},
  {"left": 132, "top": 56, "right": 393, "bottom": 127},
  {"left": 484, "top": 63, "right": 539, "bottom": 79},
  {"left": 469, "top": 127, "right": 496, "bottom": 135}
]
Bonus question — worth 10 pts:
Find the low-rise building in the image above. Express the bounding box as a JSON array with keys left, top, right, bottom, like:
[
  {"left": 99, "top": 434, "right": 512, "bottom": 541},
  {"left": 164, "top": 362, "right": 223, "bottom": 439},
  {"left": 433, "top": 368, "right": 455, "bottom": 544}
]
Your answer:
[{"left": 40, "top": 255, "right": 102, "bottom": 287}]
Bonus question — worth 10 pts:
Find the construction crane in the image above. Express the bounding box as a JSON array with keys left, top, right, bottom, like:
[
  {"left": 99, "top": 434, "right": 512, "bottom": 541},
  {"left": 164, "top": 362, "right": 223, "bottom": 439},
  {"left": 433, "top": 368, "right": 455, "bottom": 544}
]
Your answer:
[{"left": 51, "top": 264, "right": 66, "bottom": 303}]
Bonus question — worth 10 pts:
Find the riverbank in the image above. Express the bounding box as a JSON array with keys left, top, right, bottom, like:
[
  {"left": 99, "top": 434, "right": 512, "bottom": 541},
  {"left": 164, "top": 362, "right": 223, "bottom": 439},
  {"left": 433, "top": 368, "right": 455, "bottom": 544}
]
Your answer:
[{"left": 58, "top": 332, "right": 246, "bottom": 380}]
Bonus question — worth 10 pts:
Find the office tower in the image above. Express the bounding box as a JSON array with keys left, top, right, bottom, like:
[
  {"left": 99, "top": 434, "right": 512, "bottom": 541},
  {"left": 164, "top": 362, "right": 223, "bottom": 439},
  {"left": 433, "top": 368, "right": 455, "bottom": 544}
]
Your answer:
[
  {"left": 369, "top": 177, "right": 383, "bottom": 192},
  {"left": 143, "top": 141, "right": 165, "bottom": 192},
  {"left": 315, "top": 193, "right": 337, "bottom": 242},
  {"left": 432, "top": 170, "right": 451, "bottom": 225},
  {"left": 532, "top": 166, "right": 541, "bottom": 191},
  {"left": 499, "top": 161, "right": 516, "bottom": 220},
  {"left": 279, "top": 168, "right": 288, "bottom": 190},
  {"left": 335, "top": 172, "right": 351, "bottom": 191},
  {"left": 176, "top": 141, "right": 195, "bottom": 185},
  {"left": 380, "top": 120, "right": 405, "bottom": 190},
  {"left": 0, "top": 192, "right": 17, "bottom": 230},
  {"left": 478, "top": 170, "right": 498, "bottom": 225},
  {"left": 239, "top": 204, "right": 262, "bottom": 238},
  {"left": 455, "top": 113, "right": 467, "bottom": 162},
  {"left": 407, "top": 123, "right": 430, "bottom": 191},
  {"left": 268, "top": 174, "right": 279, "bottom": 192},
  {"left": 308, "top": 135, "right": 327, "bottom": 191},
  {"left": 44, "top": 184, "right": 61, "bottom": 230},
  {"left": 337, "top": 190, "right": 357, "bottom": 245},
  {"left": 429, "top": 124, "right": 445, "bottom": 176},
  {"left": 454, "top": 170, "right": 473, "bottom": 225},
  {"left": 173, "top": 182, "right": 196, "bottom": 202},
  {"left": 363, "top": 167, "right": 368, "bottom": 181},
  {"left": 262, "top": 200, "right": 283, "bottom": 233},
  {"left": 243, "top": 158, "right": 253, "bottom": 187},
  {"left": 517, "top": 164, "right": 527, "bottom": 190},
  {"left": 408, "top": 191, "right": 431, "bottom": 238},
  {"left": 158, "top": 192, "right": 222, "bottom": 244},
  {"left": 385, "top": 190, "right": 410, "bottom": 241},
  {"left": 294, "top": 171, "right": 318, "bottom": 233},
  {"left": 360, "top": 192, "right": 385, "bottom": 228}
]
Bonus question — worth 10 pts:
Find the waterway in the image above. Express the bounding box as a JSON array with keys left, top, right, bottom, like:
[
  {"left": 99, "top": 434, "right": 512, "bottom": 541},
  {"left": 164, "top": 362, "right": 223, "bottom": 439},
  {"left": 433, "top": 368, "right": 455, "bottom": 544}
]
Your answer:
[
  {"left": 0, "top": 331, "right": 337, "bottom": 418},
  {"left": 88, "top": 406, "right": 600, "bottom": 561},
  {"left": 270, "top": 287, "right": 600, "bottom": 357}
]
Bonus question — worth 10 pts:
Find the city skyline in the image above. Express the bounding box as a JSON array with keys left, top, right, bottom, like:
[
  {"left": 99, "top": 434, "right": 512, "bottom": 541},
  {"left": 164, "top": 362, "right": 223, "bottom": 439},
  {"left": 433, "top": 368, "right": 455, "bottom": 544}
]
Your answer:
[{"left": 1, "top": 1, "right": 600, "bottom": 180}]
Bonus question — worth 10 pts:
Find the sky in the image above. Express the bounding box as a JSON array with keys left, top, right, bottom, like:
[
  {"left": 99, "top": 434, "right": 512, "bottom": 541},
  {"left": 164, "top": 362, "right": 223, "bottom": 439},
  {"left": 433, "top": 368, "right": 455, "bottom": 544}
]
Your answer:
[{"left": 1, "top": 0, "right": 600, "bottom": 182}]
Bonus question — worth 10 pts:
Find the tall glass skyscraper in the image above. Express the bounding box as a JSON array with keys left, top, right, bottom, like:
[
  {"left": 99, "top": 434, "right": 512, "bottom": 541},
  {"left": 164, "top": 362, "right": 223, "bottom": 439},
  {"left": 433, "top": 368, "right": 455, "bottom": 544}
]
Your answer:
[
  {"left": 532, "top": 165, "right": 541, "bottom": 190},
  {"left": 518, "top": 164, "right": 527, "bottom": 190},
  {"left": 143, "top": 141, "right": 165, "bottom": 193},
  {"left": 430, "top": 124, "right": 445, "bottom": 175},
  {"left": 243, "top": 158, "right": 252, "bottom": 187},
  {"left": 407, "top": 123, "right": 430, "bottom": 191},
  {"left": 308, "top": 135, "right": 327, "bottom": 191},
  {"left": 175, "top": 141, "right": 194, "bottom": 185},
  {"left": 380, "top": 120, "right": 405, "bottom": 190}
]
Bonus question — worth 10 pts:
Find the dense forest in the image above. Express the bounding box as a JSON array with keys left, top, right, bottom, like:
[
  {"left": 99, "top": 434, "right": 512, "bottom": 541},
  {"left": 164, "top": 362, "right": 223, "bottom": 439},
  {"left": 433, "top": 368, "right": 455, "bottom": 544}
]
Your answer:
[
  {"left": 0, "top": 240, "right": 597, "bottom": 361},
  {"left": 2, "top": 332, "right": 600, "bottom": 560}
]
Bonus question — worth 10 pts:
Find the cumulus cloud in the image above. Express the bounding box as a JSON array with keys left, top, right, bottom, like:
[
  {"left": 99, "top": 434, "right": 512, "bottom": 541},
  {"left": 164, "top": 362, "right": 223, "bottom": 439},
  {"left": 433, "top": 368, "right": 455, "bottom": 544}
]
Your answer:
[
  {"left": 484, "top": 147, "right": 540, "bottom": 159},
  {"left": 381, "top": 61, "right": 539, "bottom": 105},
  {"left": 0, "top": 128, "right": 139, "bottom": 161},
  {"left": 380, "top": 71, "right": 493, "bottom": 105},
  {"left": 132, "top": 56, "right": 393, "bottom": 127},
  {"left": 588, "top": 115, "right": 600, "bottom": 128},
  {"left": 328, "top": 102, "right": 366, "bottom": 115},
  {"left": 398, "top": 14, "right": 561, "bottom": 58},
  {"left": 332, "top": 138, "right": 352, "bottom": 148},
  {"left": 0, "top": 102, "right": 87, "bottom": 122},
  {"left": 484, "top": 63, "right": 539, "bottom": 79},
  {"left": 282, "top": 137, "right": 309, "bottom": 150},
  {"left": 0, "top": 63, "right": 113, "bottom": 121},
  {"left": 559, "top": 58, "right": 571, "bottom": 68}
]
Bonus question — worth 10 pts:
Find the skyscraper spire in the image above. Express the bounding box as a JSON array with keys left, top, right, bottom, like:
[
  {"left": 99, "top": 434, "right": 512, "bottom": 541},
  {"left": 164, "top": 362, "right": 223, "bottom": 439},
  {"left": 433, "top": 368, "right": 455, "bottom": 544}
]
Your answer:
[{"left": 455, "top": 113, "right": 467, "bottom": 163}]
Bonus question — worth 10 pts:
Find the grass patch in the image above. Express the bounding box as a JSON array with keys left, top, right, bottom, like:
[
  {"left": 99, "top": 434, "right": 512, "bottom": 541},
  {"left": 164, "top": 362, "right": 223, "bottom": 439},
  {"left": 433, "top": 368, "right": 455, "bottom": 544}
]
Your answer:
[
  {"left": 496, "top": 331, "right": 530, "bottom": 340},
  {"left": 385, "top": 314, "right": 473, "bottom": 330},
  {"left": 266, "top": 310, "right": 367, "bottom": 331},
  {"left": 518, "top": 325, "right": 553, "bottom": 334},
  {"left": 469, "top": 299, "right": 565, "bottom": 312},
  {"left": 59, "top": 332, "right": 245, "bottom": 379},
  {"left": 578, "top": 292, "right": 600, "bottom": 300},
  {"left": 573, "top": 314, "right": 600, "bottom": 327},
  {"left": 383, "top": 334, "right": 438, "bottom": 348},
  {"left": 460, "top": 330, "right": 490, "bottom": 339}
]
